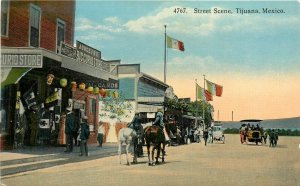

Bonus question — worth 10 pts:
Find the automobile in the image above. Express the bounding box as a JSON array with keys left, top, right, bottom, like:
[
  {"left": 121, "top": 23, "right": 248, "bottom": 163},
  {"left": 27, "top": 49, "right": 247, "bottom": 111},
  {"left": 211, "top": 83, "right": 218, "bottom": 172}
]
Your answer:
[
  {"left": 212, "top": 125, "right": 225, "bottom": 144},
  {"left": 240, "top": 119, "right": 263, "bottom": 145}
]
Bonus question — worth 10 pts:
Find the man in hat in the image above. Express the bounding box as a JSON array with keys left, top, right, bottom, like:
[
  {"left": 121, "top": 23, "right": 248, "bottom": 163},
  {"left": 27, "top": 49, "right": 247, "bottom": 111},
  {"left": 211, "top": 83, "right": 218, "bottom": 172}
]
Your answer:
[
  {"left": 153, "top": 108, "right": 170, "bottom": 145},
  {"left": 97, "top": 123, "right": 104, "bottom": 147},
  {"left": 128, "top": 112, "right": 141, "bottom": 131},
  {"left": 65, "top": 107, "right": 75, "bottom": 152},
  {"left": 79, "top": 116, "right": 90, "bottom": 156},
  {"left": 27, "top": 105, "right": 40, "bottom": 145},
  {"left": 128, "top": 112, "right": 143, "bottom": 156}
]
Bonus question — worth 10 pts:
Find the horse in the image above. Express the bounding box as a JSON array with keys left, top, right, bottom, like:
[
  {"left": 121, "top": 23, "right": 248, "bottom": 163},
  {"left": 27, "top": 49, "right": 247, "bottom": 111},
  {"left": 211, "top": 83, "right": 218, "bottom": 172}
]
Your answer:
[
  {"left": 117, "top": 127, "right": 138, "bottom": 165},
  {"left": 144, "top": 125, "right": 166, "bottom": 166}
]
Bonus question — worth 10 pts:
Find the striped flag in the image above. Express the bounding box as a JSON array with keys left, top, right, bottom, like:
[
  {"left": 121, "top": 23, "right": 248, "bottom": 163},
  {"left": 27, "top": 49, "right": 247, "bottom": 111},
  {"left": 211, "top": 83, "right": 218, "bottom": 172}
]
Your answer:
[
  {"left": 166, "top": 35, "right": 184, "bottom": 52},
  {"left": 196, "top": 84, "right": 213, "bottom": 101},
  {"left": 206, "top": 80, "right": 223, "bottom": 97}
]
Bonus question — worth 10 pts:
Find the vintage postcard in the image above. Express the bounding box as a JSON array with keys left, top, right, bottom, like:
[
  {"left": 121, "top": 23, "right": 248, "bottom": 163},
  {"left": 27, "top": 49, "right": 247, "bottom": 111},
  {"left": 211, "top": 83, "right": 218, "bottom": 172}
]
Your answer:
[{"left": 1, "top": 0, "right": 299, "bottom": 186}]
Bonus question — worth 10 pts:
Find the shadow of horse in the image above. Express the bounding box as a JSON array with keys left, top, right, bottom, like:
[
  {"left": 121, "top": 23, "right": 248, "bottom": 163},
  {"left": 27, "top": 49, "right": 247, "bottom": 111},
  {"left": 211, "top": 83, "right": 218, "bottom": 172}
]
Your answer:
[{"left": 144, "top": 125, "right": 166, "bottom": 166}]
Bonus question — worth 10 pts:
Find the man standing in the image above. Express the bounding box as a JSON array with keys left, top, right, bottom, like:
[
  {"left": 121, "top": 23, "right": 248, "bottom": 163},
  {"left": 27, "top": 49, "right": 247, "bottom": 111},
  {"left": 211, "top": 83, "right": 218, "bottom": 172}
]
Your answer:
[
  {"left": 65, "top": 107, "right": 75, "bottom": 152},
  {"left": 97, "top": 123, "right": 104, "bottom": 147},
  {"left": 79, "top": 116, "right": 90, "bottom": 156},
  {"left": 27, "top": 105, "right": 40, "bottom": 146},
  {"left": 203, "top": 129, "right": 209, "bottom": 146},
  {"left": 130, "top": 112, "right": 143, "bottom": 156}
]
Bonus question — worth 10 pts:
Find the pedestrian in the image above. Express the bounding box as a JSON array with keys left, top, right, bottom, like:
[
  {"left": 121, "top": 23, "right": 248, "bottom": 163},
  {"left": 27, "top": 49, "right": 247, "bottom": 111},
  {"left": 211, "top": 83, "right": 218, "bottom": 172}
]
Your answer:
[
  {"left": 64, "top": 107, "right": 75, "bottom": 153},
  {"left": 73, "top": 109, "right": 81, "bottom": 146},
  {"left": 208, "top": 127, "right": 213, "bottom": 143},
  {"left": 203, "top": 129, "right": 209, "bottom": 146},
  {"left": 269, "top": 129, "right": 275, "bottom": 147},
  {"left": 79, "top": 116, "right": 90, "bottom": 156},
  {"left": 27, "top": 105, "right": 40, "bottom": 146},
  {"left": 274, "top": 130, "right": 279, "bottom": 147},
  {"left": 129, "top": 112, "right": 143, "bottom": 156},
  {"left": 97, "top": 123, "right": 104, "bottom": 147}
]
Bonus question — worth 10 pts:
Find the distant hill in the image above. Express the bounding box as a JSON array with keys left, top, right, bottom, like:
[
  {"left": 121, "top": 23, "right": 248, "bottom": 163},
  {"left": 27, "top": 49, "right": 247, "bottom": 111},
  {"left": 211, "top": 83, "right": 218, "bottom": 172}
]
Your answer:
[{"left": 221, "top": 117, "right": 300, "bottom": 130}]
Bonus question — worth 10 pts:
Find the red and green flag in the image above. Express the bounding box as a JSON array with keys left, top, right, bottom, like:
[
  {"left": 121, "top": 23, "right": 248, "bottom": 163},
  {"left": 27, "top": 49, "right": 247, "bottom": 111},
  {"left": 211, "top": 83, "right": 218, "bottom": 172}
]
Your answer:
[
  {"left": 206, "top": 80, "right": 223, "bottom": 97},
  {"left": 196, "top": 84, "right": 213, "bottom": 101},
  {"left": 166, "top": 35, "right": 184, "bottom": 52}
]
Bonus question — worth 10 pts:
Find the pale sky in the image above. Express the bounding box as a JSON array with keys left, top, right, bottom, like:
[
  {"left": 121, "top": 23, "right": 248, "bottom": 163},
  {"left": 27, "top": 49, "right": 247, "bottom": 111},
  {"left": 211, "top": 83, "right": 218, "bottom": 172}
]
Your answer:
[{"left": 75, "top": 1, "right": 300, "bottom": 121}]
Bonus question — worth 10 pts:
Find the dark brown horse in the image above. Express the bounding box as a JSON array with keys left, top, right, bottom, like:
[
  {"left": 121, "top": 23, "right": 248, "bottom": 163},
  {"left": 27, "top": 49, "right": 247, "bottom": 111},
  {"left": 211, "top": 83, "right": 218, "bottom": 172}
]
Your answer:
[{"left": 144, "top": 125, "right": 166, "bottom": 166}]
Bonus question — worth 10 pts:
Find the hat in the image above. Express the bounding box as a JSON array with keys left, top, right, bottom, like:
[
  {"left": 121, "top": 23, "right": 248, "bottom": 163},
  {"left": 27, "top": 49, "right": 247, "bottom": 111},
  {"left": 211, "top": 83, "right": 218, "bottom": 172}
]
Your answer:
[{"left": 66, "top": 107, "right": 72, "bottom": 111}]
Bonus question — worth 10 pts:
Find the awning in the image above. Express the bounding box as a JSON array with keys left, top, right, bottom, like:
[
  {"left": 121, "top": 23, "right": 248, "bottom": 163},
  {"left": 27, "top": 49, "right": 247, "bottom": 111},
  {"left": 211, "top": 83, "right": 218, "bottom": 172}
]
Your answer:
[{"left": 1, "top": 67, "right": 32, "bottom": 88}]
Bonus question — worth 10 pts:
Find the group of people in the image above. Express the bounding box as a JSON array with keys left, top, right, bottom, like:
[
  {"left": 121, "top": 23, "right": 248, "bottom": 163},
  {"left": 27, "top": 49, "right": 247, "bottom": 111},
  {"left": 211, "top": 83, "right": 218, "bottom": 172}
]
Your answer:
[
  {"left": 64, "top": 107, "right": 104, "bottom": 156},
  {"left": 267, "top": 129, "right": 279, "bottom": 147}
]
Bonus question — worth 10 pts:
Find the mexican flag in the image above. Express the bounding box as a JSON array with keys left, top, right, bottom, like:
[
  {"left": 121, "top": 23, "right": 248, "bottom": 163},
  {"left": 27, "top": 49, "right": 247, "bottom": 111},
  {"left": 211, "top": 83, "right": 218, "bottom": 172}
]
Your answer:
[
  {"left": 166, "top": 35, "right": 185, "bottom": 52},
  {"left": 206, "top": 80, "right": 223, "bottom": 97},
  {"left": 196, "top": 84, "right": 213, "bottom": 101}
]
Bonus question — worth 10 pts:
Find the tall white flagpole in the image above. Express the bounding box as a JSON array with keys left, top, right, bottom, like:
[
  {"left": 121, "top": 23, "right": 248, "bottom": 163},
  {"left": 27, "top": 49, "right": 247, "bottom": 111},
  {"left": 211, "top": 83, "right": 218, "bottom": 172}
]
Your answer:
[
  {"left": 195, "top": 78, "right": 198, "bottom": 118},
  {"left": 203, "top": 74, "right": 206, "bottom": 130},
  {"left": 164, "top": 25, "right": 167, "bottom": 83}
]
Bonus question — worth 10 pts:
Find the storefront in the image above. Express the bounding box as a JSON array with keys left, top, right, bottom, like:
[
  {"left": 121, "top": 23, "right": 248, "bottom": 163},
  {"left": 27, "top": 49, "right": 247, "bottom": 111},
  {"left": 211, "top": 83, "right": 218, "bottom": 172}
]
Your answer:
[{"left": 0, "top": 45, "right": 119, "bottom": 149}]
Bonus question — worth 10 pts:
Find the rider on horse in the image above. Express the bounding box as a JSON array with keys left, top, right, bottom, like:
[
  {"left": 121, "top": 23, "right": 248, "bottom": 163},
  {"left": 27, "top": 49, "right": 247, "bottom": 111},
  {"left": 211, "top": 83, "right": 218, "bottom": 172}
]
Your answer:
[{"left": 153, "top": 109, "right": 170, "bottom": 145}]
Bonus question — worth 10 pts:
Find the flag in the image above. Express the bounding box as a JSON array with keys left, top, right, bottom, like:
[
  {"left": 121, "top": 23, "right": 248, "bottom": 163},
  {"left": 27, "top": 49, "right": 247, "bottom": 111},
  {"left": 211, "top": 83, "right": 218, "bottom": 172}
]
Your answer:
[
  {"left": 166, "top": 35, "right": 184, "bottom": 51},
  {"left": 196, "top": 84, "right": 213, "bottom": 101},
  {"left": 206, "top": 80, "right": 223, "bottom": 97}
]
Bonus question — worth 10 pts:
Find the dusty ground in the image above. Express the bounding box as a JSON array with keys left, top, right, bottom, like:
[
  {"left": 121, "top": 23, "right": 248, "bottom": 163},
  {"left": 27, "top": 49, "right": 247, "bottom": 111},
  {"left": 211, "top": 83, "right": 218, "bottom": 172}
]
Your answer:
[{"left": 1, "top": 134, "right": 300, "bottom": 186}]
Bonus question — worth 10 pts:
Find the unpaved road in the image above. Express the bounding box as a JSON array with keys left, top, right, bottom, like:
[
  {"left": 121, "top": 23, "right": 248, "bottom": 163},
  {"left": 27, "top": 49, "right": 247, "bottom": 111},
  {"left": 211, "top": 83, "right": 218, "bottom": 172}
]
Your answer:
[{"left": 2, "top": 134, "right": 300, "bottom": 186}]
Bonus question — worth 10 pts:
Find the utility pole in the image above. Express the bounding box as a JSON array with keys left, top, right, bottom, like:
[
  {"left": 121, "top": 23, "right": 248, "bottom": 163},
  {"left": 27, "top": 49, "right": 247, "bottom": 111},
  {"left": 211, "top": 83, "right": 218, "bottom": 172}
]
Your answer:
[{"left": 232, "top": 110, "right": 234, "bottom": 121}]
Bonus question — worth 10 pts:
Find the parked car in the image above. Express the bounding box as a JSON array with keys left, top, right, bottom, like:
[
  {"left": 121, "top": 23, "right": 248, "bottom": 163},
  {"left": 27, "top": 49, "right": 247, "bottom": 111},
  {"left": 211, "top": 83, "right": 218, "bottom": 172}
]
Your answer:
[{"left": 212, "top": 125, "right": 225, "bottom": 144}]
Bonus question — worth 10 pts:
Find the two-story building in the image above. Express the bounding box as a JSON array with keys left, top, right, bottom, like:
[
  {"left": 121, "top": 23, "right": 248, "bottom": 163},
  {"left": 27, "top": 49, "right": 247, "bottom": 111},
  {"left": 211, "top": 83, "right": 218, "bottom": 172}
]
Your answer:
[{"left": 0, "top": 1, "right": 119, "bottom": 149}]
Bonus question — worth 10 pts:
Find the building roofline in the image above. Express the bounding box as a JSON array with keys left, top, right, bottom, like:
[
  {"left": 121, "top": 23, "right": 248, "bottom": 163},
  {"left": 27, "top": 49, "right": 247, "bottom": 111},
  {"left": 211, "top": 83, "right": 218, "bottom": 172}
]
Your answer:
[{"left": 140, "top": 72, "right": 168, "bottom": 88}]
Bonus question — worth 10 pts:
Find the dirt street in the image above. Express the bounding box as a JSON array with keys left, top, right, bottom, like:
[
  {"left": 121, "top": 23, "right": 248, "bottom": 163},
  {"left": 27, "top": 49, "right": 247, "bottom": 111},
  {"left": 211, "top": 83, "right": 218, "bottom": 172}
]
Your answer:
[{"left": 1, "top": 134, "right": 300, "bottom": 186}]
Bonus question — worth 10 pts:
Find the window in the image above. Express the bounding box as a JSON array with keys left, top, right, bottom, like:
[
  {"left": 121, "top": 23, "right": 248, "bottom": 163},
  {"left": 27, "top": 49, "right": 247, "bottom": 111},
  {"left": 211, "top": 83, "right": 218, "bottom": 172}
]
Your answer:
[
  {"left": 29, "top": 4, "right": 41, "bottom": 47},
  {"left": 56, "top": 19, "right": 65, "bottom": 53},
  {"left": 1, "top": 0, "right": 9, "bottom": 36}
]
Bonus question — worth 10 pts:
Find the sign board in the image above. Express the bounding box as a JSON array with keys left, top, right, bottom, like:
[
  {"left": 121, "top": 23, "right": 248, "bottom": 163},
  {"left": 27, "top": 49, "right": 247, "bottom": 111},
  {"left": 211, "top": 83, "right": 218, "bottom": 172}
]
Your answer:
[
  {"left": 1, "top": 54, "right": 43, "bottom": 68},
  {"left": 147, "top": 112, "right": 156, "bottom": 119},
  {"left": 76, "top": 41, "right": 110, "bottom": 72},
  {"left": 84, "top": 78, "right": 119, "bottom": 89},
  {"left": 60, "top": 42, "right": 77, "bottom": 59}
]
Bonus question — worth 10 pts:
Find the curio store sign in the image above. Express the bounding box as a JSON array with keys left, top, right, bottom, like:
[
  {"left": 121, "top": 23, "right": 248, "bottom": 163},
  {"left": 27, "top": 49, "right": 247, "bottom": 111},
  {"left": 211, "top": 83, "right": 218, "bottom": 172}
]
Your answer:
[{"left": 1, "top": 54, "right": 43, "bottom": 68}]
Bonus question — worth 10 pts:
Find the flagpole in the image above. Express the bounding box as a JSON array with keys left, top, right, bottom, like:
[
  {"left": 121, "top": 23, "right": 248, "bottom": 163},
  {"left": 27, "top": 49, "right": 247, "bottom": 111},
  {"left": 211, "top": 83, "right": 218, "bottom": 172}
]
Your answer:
[
  {"left": 195, "top": 79, "right": 198, "bottom": 118},
  {"left": 164, "top": 25, "right": 167, "bottom": 83},
  {"left": 203, "top": 74, "right": 206, "bottom": 130}
]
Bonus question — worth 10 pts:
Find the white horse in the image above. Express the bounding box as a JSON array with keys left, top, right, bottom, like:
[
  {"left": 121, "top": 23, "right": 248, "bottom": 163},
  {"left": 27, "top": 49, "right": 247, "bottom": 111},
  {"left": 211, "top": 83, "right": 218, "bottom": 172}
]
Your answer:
[{"left": 118, "top": 127, "right": 138, "bottom": 165}]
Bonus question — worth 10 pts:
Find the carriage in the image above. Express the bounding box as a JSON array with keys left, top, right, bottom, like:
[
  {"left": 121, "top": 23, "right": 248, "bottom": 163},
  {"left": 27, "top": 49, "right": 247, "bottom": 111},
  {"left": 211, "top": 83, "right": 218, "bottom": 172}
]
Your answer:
[{"left": 240, "top": 119, "right": 263, "bottom": 145}]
